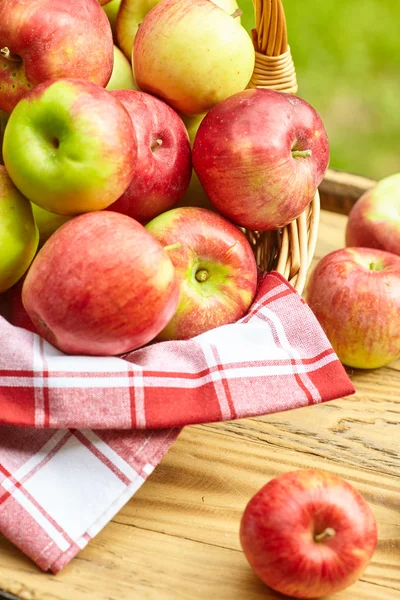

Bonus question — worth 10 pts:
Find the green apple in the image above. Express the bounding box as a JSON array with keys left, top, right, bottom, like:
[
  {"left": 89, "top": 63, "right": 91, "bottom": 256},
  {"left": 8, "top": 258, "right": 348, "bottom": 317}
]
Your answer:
[
  {"left": 0, "top": 165, "right": 39, "bottom": 293},
  {"left": 181, "top": 113, "right": 206, "bottom": 147},
  {"left": 2, "top": 78, "right": 136, "bottom": 215},
  {"left": 103, "top": 0, "right": 122, "bottom": 40},
  {"left": 176, "top": 113, "right": 215, "bottom": 211},
  {"left": 106, "top": 45, "right": 138, "bottom": 91},
  {"left": 134, "top": 0, "right": 255, "bottom": 116},
  {"left": 117, "top": 0, "right": 242, "bottom": 60},
  {"left": 117, "top": 0, "right": 162, "bottom": 60},
  {"left": 0, "top": 110, "right": 9, "bottom": 164},
  {"left": 31, "top": 203, "right": 71, "bottom": 248}
]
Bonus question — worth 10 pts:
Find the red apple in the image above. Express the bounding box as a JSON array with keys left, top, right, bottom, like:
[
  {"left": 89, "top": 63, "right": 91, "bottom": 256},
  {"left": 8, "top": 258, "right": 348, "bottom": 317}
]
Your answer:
[
  {"left": 346, "top": 173, "right": 400, "bottom": 256},
  {"left": 306, "top": 247, "right": 400, "bottom": 369},
  {"left": 7, "top": 276, "right": 37, "bottom": 334},
  {"left": 240, "top": 469, "right": 377, "bottom": 599},
  {"left": 145, "top": 207, "right": 258, "bottom": 340},
  {"left": 106, "top": 90, "right": 192, "bottom": 223},
  {"left": 192, "top": 88, "right": 330, "bottom": 231},
  {"left": 0, "top": 0, "right": 113, "bottom": 113},
  {"left": 22, "top": 212, "right": 180, "bottom": 356}
]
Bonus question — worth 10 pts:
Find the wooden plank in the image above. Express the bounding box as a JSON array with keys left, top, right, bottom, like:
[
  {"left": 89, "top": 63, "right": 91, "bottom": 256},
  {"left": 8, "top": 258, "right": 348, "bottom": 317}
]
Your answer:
[
  {"left": 319, "top": 168, "right": 376, "bottom": 215},
  {"left": 1, "top": 208, "right": 400, "bottom": 600}
]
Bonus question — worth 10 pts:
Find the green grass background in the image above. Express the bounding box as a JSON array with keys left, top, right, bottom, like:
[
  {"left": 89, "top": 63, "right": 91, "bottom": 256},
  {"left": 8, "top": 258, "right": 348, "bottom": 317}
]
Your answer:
[{"left": 238, "top": 0, "right": 400, "bottom": 180}]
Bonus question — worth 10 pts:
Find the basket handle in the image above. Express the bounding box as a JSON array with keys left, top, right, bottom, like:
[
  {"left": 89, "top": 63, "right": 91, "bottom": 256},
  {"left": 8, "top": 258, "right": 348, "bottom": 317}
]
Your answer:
[
  {"left": 247, "top": 0, "right": 320, "bottom": 295},
  {"left": 249, "top": 0, "right": 298, "bottom": 94}
]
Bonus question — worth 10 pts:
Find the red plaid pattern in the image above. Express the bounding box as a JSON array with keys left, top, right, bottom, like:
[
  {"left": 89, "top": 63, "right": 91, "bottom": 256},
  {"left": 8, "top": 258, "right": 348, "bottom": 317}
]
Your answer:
[{"left": 0, "top": 272, "right": 355, "bottom": 572}]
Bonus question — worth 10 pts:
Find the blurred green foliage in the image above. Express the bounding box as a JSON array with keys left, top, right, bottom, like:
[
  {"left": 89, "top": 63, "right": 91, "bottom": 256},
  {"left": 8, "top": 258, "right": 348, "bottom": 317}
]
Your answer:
[{"left": 238, "top": 0, "right": 400, "bottom": 180}]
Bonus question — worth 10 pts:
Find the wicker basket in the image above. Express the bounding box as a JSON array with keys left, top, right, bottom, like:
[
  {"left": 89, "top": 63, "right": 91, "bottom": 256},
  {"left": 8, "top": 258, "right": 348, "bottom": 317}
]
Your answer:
[{"left": 244, "top": 0, "right": 320, "bottom": 294}]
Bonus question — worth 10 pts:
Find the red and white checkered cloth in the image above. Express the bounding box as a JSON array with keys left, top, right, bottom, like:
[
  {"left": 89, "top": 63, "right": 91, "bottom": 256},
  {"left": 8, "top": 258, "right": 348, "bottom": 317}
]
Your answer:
[{"left": 0, "top": 272, "right": 355, "bottom": 572}]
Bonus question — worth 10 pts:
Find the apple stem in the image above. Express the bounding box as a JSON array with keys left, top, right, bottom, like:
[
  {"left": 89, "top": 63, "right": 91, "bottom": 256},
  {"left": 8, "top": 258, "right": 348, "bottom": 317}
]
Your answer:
[
  {"left": 195, "top": 269, "right": 209, "bottom": 282},
  {"left": 151, "top": 138, "right": 163, "bottom": 152},
  {"left": 314, "top": 528, "right": 336, "bottom": 543},
  {"left": 292, "top": 149, "right": 312, "bottom": 159},
  {"left": 0, "top": 47, "right": 21, "bottom": 62},
  {"left": 231, "top": 8, "right": 243, "bottom": 18},
  {"left": 369, "top": 261, "right": 384, "bottom": 271},
  {"left": 163, "top": 242, "right": 181, "bottom": 252}
]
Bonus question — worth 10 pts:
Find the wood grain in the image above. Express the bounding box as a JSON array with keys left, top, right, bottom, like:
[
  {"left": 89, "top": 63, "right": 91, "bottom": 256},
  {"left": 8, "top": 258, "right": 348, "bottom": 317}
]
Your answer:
[
  {"left": 1, "top": 206, "right": 400, "bottom": 600},
  {"left": 319, "top": 169, "right": 376, "bottom": 215}
]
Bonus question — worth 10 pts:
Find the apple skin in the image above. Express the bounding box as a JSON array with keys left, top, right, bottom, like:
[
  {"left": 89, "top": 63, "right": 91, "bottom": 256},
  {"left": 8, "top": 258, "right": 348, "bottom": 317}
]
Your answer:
[
  {"left": 31, "top": 204, "right": 71, "bottom": 248},
  {"left": 0, "top": 109, "right": 9, "bottom": 164},
  {"left": 22, "top": 211, "right": 180, "bottom": 356},
  {"left": 117, "top": 0, "right": 241, "bottom": 61},
  {"left": 346, "top": 173, "right": 400, "bottom": 256},
  {"left": 306, "top": 247, "right": 400, "bottom": 369},
  {"left": 0, "top": 0, "right": 113, "bottom": 113},
  {"left": 240, "top": 470, "right": 377, "bottom": 599},
  {"left": 193, "top": 88, "right": 330, "bottom": 231},
  {"left": 0, "top": 165, "right": 39, "bottom": 294},
  {"left": 3, "top": 78, "right": 137, "bottom": 216},
  {"left": 106, "top": 46, "right": 138, "bottom": 91},
  {"left": 145, "top": 207, "right": 258, "bottom": 340},
  {"left": 7, "top": 276, "right": 37, "bottom": 333},
  {"left": 107, "top": 90, "right": 192, "bottom": 223},
  {"left": 134, "top": 0, "right": 255, "bottom": 116}
]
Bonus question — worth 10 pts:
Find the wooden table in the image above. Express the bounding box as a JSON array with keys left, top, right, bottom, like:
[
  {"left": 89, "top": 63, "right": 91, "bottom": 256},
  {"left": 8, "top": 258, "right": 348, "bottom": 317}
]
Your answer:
[{"left": 1, "top": 171, "right": 399, "bottom": 600}]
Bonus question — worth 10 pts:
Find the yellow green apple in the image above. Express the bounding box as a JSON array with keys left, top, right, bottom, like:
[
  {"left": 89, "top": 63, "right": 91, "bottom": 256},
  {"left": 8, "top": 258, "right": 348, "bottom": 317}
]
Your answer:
[
  {"left": 307, "top": 247, "right": 400, "bottom": 369},
  {"left": 106, "top": 45, "right": 138, "bottom": 91},
  {"left": 134, "top": 0, "right": 254, "bottom": 116},
  {"left": 103, "top": 0, "right": 122, "bottom": 40},
  {"left": 117, "top": 0, "right": 242, "bottom": 61},
  {"left": 31, "top": 203, "right": 71, "bottom": 248},
  {"left": 0, "top": 165, "right": 39, "bottom": 293}
]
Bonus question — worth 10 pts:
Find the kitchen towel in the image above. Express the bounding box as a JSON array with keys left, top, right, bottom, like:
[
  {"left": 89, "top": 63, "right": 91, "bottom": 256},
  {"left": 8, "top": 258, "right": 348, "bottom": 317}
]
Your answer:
[{"left": 0, "top": 271, "right": 355, "bottom": 572}]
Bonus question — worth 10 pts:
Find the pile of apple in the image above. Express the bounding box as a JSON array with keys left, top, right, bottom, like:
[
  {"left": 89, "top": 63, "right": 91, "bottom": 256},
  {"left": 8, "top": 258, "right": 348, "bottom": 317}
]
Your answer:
[{"left": 0, "top": 0, "right": 330, "bottom": 356}]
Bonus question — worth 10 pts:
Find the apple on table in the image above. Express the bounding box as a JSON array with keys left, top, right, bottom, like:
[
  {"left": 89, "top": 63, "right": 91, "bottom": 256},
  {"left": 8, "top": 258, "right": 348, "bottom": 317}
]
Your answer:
[
  {"left": 240, "top": 469, "right": 377, "bottom": 598},
  {"left": 145, "top": 206, "right": 258, "bottom": 340},
  {"left": 193, "top": 88, "right": 330, "bottom": 231},
  {"left": 0, "top": 0, "right": 114, "bottom": 113},
  {"left": 3, "top": 78, "right": 137, "bottom": 215},
  {"left": 346, "top": 172, "right": 400, "bottom": 256},
  {"left": 22, "top": 211, "right": 180, "bottom": 356},
  {"left": 306, "top": 247, "right": 400, "bottom": 369}
]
